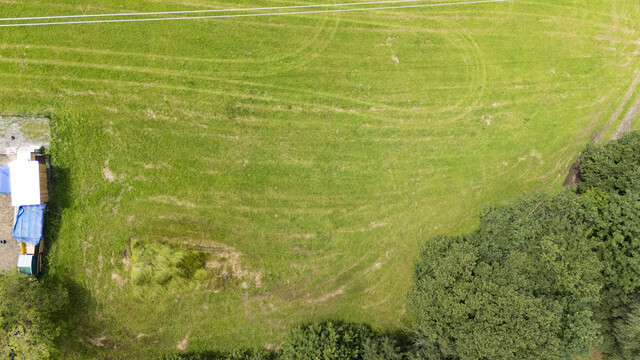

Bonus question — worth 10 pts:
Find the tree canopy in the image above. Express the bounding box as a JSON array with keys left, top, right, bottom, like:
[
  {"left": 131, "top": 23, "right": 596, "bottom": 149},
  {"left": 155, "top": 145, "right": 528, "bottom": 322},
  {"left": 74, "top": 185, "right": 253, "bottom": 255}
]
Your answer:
[
  {"left": 407, "top": 190, "right": 602, "bottom": 360},
  {"left": 0, "top": 271, "right": 68, "bottom": 360},
  {"left": 279, "top": 321, "right": 401, "bottom": 360},
  {"left": 578, "top": 131, "right": 640, "bottom": 195}
]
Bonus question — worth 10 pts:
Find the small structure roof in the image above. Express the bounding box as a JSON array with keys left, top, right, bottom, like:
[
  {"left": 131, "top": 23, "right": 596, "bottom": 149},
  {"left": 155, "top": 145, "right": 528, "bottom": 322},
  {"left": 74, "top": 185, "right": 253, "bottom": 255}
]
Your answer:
[{"left": 9, "top": 160, "right": 47, "bottom": 206}]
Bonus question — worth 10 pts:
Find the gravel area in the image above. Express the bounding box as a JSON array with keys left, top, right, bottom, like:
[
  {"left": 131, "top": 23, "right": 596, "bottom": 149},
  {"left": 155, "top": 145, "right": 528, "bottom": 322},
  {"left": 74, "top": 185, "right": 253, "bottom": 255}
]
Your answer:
[
  {"left": 0, "top": 155, "right": 18, "bottom": 272},
  {"left": 0, "top": 115, "right": 50, "bottom": 155}
]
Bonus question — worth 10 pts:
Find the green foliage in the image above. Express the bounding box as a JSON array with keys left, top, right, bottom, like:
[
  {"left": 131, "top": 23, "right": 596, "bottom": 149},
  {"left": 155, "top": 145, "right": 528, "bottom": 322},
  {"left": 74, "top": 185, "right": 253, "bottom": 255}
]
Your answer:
[
  {"left": 407, "top": 190, "right": 602, "bottom": 360},
  {"left": 594, "top": 296, "right": 640, "bottom": 360},
  {"left": 161, "top": 348, "right": 275, "bottom": 360},
  {"left": 0, "top": 271, "right": 69, "bottom": 359},
  {"left": 612, "top": 300, "right": 640, "bottom": 359},
  {"left": 578, "top": 131, "right": 640, "bottom": 195},
  {"left": 279, "top": 321, "right": 402, "bottom": 360},
  {"left": 577, "top": 133, "right": 640, "bottom": 358},
  {"left": 586, "top": 191, "right": 640, "bottom": 301}
]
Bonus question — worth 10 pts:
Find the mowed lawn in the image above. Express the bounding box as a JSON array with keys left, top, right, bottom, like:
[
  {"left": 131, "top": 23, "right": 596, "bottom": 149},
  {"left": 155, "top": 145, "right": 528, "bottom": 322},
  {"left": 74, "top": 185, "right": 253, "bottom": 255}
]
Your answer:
[{"left": 1, "top": 0, "right": 640, "bottom": 357}]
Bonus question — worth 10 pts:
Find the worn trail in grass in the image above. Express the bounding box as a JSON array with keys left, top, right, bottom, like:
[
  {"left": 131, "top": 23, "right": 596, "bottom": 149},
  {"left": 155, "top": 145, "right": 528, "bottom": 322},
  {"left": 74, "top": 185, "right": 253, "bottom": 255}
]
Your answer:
[{"left": 1, "top": 0, "right": 640, "bottom": 357}]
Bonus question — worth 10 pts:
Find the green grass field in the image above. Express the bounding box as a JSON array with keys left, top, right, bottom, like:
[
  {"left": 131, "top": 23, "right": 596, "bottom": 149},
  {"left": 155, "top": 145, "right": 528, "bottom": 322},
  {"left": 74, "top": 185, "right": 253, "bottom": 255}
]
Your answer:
[{"left": 1, "top": 0, "right": 640, "bottom": 357}]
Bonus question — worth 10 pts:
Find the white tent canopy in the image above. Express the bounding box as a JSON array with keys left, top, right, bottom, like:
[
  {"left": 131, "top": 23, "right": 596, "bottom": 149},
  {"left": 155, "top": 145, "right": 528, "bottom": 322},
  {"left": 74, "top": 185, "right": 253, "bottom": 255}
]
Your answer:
[{"left": 9, "top": 160, "right": 43, "bottom": 206}]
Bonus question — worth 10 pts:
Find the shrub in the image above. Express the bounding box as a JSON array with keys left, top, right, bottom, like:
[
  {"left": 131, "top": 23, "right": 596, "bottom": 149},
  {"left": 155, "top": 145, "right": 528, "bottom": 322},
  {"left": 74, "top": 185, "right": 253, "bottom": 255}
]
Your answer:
[
  {"left": 578, "top": 131, "right": 640, "bottom": 195},
  {"left": 161, "top": 348, "right": 275, "bottom": 360},
  {"left": 279, "top": 321, "right": 402, "bottom": 360}
]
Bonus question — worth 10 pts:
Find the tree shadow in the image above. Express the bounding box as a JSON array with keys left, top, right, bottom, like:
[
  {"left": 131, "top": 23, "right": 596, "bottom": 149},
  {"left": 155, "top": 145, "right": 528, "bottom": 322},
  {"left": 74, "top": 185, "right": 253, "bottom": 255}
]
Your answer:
[
  {"left": 40, "top": 165, "right": 115, "bottom": 356},
  {"left": 41, "top": 164, "right": 70, "bottom": 275}
]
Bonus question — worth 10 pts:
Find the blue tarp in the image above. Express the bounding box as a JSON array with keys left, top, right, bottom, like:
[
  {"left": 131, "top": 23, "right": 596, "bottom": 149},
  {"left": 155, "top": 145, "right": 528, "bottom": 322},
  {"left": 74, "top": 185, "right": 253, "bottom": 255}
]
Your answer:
[
  {"left": 12, "top": 204, "right": 45, "bottom": 246},
  {"left": 0, "top": 167, "right": 10, "bottom": 193}
]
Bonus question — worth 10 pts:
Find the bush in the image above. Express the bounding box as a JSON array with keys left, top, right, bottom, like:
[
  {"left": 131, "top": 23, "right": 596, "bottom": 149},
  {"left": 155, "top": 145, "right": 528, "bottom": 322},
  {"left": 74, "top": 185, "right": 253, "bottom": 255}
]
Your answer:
[
  {"left": 578, "top": 131, "right": 640, "bottom": 195},
  {"left": 0, "top": 270, "right": 69, "bottom": 359},
  {"left": 279, "top": 321, "right": 402, "bottom": 360},
  {"left": 407, "top": 190, "right": 602, "bottom": 360},
  {"left": 161, "top": 348, "right": 275, "bottom": 360}
]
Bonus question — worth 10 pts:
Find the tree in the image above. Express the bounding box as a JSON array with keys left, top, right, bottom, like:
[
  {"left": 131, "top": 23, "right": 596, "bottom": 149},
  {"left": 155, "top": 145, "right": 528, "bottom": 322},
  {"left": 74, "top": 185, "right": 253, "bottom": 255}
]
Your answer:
[
  {"left": 586, "top": 191, "right": 640, "bottom": 301},
  {"left": 0, "top": 271, "right": 69, "bottom": 359},
  {"left": 612, "top": 299, "right": 640, "bottom": 359},
  {"left": 161, "top": 349, "right": 275, "bottom": 360},
  {"left": 407, "top": 190, "right": 602, "bottom": 360},
  {"left": 279, "top": 321, "right": 402, "bottom": 360},
  {"left": 575, "top": 132, "right": 640, "bottom": 358},
  {"left": 578, "top": 131, "right": 640, "bottom": 195}
]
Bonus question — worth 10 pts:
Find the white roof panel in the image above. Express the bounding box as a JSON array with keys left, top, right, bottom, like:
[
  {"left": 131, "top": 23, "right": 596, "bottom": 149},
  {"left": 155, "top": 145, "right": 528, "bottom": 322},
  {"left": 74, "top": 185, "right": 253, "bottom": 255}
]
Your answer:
[{"left": 9, "top": 160, "right": 41, "bottom": 206}]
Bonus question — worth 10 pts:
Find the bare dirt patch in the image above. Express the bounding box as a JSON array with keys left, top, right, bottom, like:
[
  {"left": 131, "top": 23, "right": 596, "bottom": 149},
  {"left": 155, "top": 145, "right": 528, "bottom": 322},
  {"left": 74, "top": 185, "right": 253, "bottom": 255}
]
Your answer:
[
  {"left": 148, "top": 195, "right": 196, "bottom": 208},
  {"left": 120, "top": 255, "right": 131, "bottom": 269},
  {"left": 87, "top": 333, "right": 107, "bottom": 347},
  {"left": 282, "top": 233, "right": 315, "bottom": 240},
  {"left": 103, "top": 167, "right": 116, "bottom": 182},
  {"left": 111, "top": 272, "right": 125, "bottom": 288},
  {"left": 306, "top": 285, "right": 345, "bottom": 304},
  {"left": 291, "top": 246, "right": 313, "bottom": 255},
  {"left": 185, "top": 241, "right": 262, "bottom": 287},
  {"left": 264, "top": 343, "right": 280, "bottom": 352},
  {"left": 290, "top": 263, "right": 308, "bottom": 271},
  {"left": 143, "top": 162, "right": 171, "bottom": 169},
  {"left": 177, "top": 334, "right": 189, "bottom": 351},
  {"left": 563, "top": 160, "right": 582, "bottom": 186}
]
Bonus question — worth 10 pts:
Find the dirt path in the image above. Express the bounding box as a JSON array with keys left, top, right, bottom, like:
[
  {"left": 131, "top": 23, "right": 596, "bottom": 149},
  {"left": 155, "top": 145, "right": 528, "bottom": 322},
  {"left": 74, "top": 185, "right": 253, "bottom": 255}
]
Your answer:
[
  {"left": 593, "top": 71, "right": 640, "bottom": 142},
  {"left": 612, "top": 89, "right": 640, "bottom": 140}
]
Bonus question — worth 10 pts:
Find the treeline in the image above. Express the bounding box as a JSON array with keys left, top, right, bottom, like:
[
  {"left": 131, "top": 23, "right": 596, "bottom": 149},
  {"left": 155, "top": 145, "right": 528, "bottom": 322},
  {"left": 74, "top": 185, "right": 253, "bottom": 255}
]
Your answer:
[{"left": 4, "top": 132, "right": 640, "bottom": 359}]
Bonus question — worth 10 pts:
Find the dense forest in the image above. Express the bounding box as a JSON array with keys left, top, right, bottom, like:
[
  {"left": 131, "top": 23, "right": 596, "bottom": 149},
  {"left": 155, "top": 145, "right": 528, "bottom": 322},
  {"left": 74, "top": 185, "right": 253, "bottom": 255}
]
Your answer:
[{"left": 4, "top": 132, "right": 640, "bottom": 359}]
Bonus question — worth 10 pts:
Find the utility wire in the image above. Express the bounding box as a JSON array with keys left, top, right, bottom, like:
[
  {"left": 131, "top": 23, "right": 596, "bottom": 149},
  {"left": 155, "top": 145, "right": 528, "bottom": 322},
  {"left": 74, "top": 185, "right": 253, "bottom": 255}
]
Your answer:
[
  {"left": 0, "top": 0, "right": 501, "bottom": 21},
  {"left": 0, "top": 0, "right": 509, "bottom": 28}
]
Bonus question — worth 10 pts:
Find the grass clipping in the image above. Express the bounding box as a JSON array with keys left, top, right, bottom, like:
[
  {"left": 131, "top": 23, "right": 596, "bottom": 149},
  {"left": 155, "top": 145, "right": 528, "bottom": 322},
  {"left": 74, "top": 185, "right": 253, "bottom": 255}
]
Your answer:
[{"left": 129, "top": 239, "right": 229, "bottom": 294}]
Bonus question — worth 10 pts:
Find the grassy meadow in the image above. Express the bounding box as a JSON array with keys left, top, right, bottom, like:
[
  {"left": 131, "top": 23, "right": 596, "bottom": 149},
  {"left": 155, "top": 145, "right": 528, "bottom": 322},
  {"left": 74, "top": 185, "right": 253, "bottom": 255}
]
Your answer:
[{"left": 1, "top": 0, "right": 640, "bottom": 357}]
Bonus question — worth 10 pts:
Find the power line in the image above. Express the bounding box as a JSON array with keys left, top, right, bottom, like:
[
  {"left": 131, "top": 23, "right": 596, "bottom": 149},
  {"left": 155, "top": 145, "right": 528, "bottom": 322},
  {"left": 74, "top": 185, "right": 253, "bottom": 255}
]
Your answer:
[
  {"left": 0, "top": 0, "right": 509, "bottom": 28},
  {"left": 0, "top": 0, "right": 495, "bottom": 21}
]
